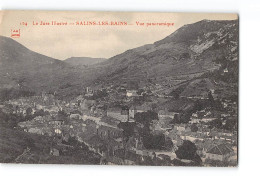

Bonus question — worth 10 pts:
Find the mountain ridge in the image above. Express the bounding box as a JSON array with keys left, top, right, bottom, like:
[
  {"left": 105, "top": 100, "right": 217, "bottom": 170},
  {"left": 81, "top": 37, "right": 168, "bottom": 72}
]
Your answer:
[{"left": 0, "top": 19, "right": 238, "bottom": 100}]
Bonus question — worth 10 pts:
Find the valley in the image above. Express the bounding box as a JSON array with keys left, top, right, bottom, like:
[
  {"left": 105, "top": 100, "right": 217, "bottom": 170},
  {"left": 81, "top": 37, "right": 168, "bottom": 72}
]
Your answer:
[{"left": 0, "top": 19, "right": 238, "bottom": 166}]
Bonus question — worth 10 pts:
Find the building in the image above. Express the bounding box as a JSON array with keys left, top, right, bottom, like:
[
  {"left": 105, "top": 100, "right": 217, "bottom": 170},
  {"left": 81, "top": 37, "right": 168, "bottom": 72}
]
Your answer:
[
  {"left": 49, "top": 115, "right": 65, "bottom": 126},
  {"left": 97, "top": 125, "right": 123, "bottom": 139},
  {"left": 158, "top": 110, "right": 177, "bottom": 124},
  {"left": 174, "top": 124, "right": 186, "bottom": 132},
  {"left": 80, "top": 99, "right": 96, "bottom": 110},
  {"left": 50, "top": 148, "right": 60, "bottom": 156},
  {"left": 84, "top": 87, "right": 94, "bottom": 97},
  {"left": 158, "top": 110, "right": 177, "bottom": 119},
  {"left": 107, "top": 107, "right": 129, "bottom": 122},
  {"left": 69, "top": 113, "right": 81, "bottom": 119},
  {"left": 126, "top": 90, "right": 139, "bottom": 97},
  {"left": 129, "top": 105, "right": 150, "bottom": 119},
  {"left": 205, "top": 144, "right": 234, "bottom": 161}
]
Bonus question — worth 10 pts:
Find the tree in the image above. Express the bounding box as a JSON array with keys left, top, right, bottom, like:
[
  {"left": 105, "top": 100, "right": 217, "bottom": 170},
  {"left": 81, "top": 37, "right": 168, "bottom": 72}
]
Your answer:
[
  {"left": 34, "top": 109, "right": 48, "bottom": 117},
  {"left": 193, "top": 100, "right": 204, "bottom": 112},
  {"left": 171, "top": 112, "right": 191, "bottom": 124},
  {"left": 190, "top": 124, "right": 198, "bottom": 132},
  {"left": 164, "top": 137, "right": 174, "bottom": 151},
  {"left": 175, "top": 140, "right": 201, "bottom": 164},
  {"left": 180, "top": 52, "right": 190, "bottom": 59},
  {"left": 142, "top": 133, "right": 166, "bottom": 150},
  {"left": 24, "top": 137, "right": 36, "bottom": 150},
  {"left": 26, "top": 107, "right": 33, "bottom": 116},
  {"left": 92, "top": 89, "right": 108, "bottom": 99},
  {"left": 151, "top": 104, "right": 157, "bottom": 111},
  {"left": 223, "top": 118, "right": 237, "bottom": 131},
  {"left": 208, "top": 118, "right": 223, "bottom": 129},
  {"left": 117, "top": 122, "right": 135, "bottom": 141},
  {"left": 136, "top": 89, "right": 144, "bottom": 95},
  {"left": 134, "top": 111, "right": 158, "bottom": 126}
]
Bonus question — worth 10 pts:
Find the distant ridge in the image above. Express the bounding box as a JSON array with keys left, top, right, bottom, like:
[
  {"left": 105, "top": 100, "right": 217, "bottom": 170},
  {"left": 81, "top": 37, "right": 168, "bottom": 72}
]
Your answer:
[{"left": 65, "top": 57, "right": 106, "bottom": 66}]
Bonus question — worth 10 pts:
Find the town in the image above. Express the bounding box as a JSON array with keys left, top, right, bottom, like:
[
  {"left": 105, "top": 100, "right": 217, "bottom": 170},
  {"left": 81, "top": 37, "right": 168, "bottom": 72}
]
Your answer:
[{"left": 0, "top": 81, "right": 238, "bottom": 166}]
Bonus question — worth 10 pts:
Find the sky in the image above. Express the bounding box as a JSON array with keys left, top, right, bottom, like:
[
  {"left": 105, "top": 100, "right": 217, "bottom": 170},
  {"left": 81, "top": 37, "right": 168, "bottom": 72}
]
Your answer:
[{"left": 0, "top": 11, "right": 237, "bottom": 60}]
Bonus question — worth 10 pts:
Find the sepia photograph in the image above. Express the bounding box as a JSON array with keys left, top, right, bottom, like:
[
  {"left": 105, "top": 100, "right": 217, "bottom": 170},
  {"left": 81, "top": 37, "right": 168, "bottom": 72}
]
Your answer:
[{"left": 0, "top": 11, "right": 238, "bottom": 167}]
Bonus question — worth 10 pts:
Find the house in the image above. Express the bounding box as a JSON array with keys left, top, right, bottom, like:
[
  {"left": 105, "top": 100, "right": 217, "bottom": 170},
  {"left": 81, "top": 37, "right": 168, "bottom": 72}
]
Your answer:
[
  {"left": 190, "top": 118, "right": 201, "bottom": 124},
  {"left": 44, "top": 105, "right": 59, "bottom": 114},
  {"left": 158, "top": 110, "right": 177, "bottom": 119},
  {"left": 69, "top": 114, "right": 80, "bottom": 119},
  {"left": 126, "top": 90, "right": 139, "bottom": 97},
  {"left": 33, "top": 116, "right": 45, "bottom": 122},
  {"left": 200, "top": 117, "right": 217, "bottom": 123},
  {"left": 54, "top": 128, "right": 62, "bottom": 135},
  {"left": 129, "top": 105, "right": 150, "bottom": 119},
  {"left": 174, "top": 124, "right": 186, "bottom": 132},
  {"left": 205, "top": 143, "right": 234, "bottom": 161},
  {"left": 50, "top": 147, "right": 60, "bottom": 156},
  {"left": 97, "top": 125, "right": 123, "bottom": 139},
  {"left": 158, "top": 110, "right": 177, "bottom": 124},
  {"left": 80, "top": 99, "right": 96, "bottom": 110},
  {"left": 182, "top": 132, "right": 205, "bottom": 142},
  {"left": 69, "top": 109, "right": 82, "bottom": 119},
  {"left": 192, "top": 113, "right": 199, "bottom": 118},
  {"left": 28, "top": 127, "right": 44, "bottom": 135},
  {"left": 90, "top": 106, "right": 96, "bottom": 114},
  {"left": 107, "top": 107, "right": 129, "bottom": 122},
  {"left": 84, "top": 87, "right": 94, "bottom": 97},
  {"left": 49, "top": 115, "right": 65, "bottom": 126},
  {"left": 93, "top": 108, "right": 106, "bottom": 117},
  {"left": 223, "top": 68, "right": 229, "bottom": 73}
]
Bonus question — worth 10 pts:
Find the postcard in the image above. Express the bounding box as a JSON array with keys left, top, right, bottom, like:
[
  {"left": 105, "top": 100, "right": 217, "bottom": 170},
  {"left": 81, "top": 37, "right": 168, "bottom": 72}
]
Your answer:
[{"left": 0, "top": 11, "right": 238, "bottom": 166}]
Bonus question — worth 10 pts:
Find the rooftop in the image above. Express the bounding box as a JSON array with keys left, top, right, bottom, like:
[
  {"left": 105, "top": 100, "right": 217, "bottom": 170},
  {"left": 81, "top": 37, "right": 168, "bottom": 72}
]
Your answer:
[{"left": 207, "top": 143, "right": 233, "bottom": 155}]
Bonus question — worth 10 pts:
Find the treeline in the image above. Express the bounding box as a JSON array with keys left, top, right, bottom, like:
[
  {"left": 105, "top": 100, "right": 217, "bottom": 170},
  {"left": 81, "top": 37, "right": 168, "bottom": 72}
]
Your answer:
[{"left": 0, "top": 88, "right": 35, "bottom": 101}]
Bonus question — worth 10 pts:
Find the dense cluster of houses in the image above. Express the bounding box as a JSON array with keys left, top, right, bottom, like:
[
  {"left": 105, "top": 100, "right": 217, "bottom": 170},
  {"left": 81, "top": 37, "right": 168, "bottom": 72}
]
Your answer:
[{"left": 3, "top": 84, "right": 237, "bottom": 166}]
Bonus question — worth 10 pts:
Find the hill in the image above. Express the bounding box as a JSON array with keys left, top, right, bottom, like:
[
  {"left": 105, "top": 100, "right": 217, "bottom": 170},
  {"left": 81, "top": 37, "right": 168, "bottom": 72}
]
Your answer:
[
  {"left": 84, "top": 19, "right": 238, "bottom": 99},
  {"left": 0, "top": 36, "right": 91, "bottom": 100}
]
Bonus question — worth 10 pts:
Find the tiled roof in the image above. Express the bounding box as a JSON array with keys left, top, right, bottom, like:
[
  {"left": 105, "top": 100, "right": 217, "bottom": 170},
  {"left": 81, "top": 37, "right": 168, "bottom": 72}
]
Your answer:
[{"left": 207, "top": 143, "right": 233, "bottom": 155}]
